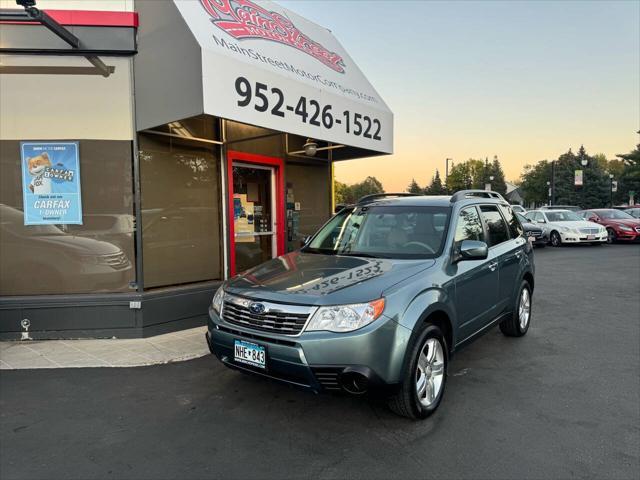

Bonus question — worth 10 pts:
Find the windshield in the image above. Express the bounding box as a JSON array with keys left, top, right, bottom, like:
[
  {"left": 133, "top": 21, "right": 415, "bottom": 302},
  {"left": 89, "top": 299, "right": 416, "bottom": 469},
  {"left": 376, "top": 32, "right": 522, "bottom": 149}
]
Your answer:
[
  {"left": 516, "top": 212, "right": 529, "bottom": 224},
  {"left": 598, "top": 210, "right": 634, "bottom": 220},
  {"left": 546, "top": 211, "right": 582, "bottom": 222},
  {"left": 305, "top": 205, "right": 451, "bottom": 259}
]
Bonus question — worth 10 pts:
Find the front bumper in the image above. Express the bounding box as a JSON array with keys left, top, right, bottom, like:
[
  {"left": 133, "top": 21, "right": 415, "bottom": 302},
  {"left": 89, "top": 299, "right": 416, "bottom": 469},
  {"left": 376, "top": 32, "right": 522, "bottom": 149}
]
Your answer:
[
  {"left": 558, "top": 231, "right": 607, "bottom": 243},
  {"left": 206, "top": 306, "right": 410, "bottom": 394},
  {"left": 612, "top": 229, "right": 640, "bottom": 242}
]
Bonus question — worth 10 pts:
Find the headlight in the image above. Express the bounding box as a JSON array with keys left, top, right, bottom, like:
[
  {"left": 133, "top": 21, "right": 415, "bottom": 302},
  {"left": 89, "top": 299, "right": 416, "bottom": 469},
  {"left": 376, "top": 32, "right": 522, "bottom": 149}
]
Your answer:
[
  {"left": 618, "top": 224, "right": 633, "bottom": 232},
  {"left": 559, "top": 226, "right": 570, "bottom": 233},
  {"left": 305, "top": 298, "right": 385, "bottom": 333},
  {"left": 212, "top": 286, "right": 224, "bottom": 314}
]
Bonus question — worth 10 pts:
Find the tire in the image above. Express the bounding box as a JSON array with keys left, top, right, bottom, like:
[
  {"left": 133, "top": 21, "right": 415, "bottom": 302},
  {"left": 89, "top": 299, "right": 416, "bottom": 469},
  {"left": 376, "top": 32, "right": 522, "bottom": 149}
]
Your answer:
[
  {"left": 388, "top": 324, "right": 448, "bottom": 420},
  {"left": 550, "top": 231, "right": 562, "bottom": 247},
  {"left": 606, "top": 228, "right": 616, "bottom": 244},
  {"left": 500, "top": 280, "right": 532, "bottom": 337}
]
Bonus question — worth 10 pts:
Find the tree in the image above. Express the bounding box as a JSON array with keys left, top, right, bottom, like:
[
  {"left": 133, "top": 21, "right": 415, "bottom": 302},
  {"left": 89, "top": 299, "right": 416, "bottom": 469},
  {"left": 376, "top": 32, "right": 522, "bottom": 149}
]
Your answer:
[
  {"left": 334, "top": 176, "right": 385, "bottom": 204},
  {"left": 446, "top": 158, "right": 494, "bottom": 192},
  {"left": 425, "top": 169, "right": 446, "bottom": 195},
  {"left": 520, "top": 160, "right": 552, "bottom": 206},
  {"left": 407, "top": 178, "right": 423, "bottom": 194},
  {"left": 520, "top": 146, "right": 614, "bottom": 209},
  {"left": 617, "top": 137, "right": 640, "bottom": 205},
  {"left": 488, "top": 156, "right": 507, "bottom": 195}
]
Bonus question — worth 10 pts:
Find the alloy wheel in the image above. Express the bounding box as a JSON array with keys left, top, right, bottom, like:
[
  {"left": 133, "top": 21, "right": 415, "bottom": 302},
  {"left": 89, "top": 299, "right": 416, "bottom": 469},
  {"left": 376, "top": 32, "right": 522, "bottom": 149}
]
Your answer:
[
  {"left": 519, "top": 287, "right": 531, "bottom": 330},
  {"left": 415, "top": 338, "right": 445, "bottom": 408}
]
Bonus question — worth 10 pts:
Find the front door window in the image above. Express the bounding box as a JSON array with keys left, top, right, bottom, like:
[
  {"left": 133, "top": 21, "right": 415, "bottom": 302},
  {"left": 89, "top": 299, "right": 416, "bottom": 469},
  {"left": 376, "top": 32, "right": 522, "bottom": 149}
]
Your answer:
[{"left": 232, "top": 163, "right": 276, "bottom": 273}]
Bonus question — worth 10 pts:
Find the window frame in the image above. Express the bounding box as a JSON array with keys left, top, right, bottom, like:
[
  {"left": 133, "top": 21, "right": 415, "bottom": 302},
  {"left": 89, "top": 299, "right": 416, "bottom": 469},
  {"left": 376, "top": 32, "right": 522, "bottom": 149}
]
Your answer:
[
  {"left": 478, "top": 203, "right": 512, "bottom": 248},
  {"left": 451, "top": 205, "right": 485, "bottom": 254}
]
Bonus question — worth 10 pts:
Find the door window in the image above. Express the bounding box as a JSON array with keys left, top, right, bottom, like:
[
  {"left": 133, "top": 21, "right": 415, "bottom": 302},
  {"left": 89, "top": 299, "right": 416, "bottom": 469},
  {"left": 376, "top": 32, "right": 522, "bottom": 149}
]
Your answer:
[
  {"left": 499, "top": 205, "right": 523, "bottom": 238},
  {"left": 479, "top": 205, "right": 510, "bottom": 247},
  {"left": 454, "top": 207, "right": 485, "bottom": 245},
  {"left": 232, "top": 164, "right": 275, "bottom": 273}
]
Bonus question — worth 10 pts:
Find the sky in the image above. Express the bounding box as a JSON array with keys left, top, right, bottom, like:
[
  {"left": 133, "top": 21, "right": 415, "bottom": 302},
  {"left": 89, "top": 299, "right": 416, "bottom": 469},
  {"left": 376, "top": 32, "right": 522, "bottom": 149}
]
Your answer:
[{"left": 279, "top": 0, "right": 640, "bottom": 192}]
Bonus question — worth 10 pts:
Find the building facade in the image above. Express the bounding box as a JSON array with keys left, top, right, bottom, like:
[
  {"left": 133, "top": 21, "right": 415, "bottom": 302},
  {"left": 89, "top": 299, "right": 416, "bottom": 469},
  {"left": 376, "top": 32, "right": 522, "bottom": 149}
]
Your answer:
[{"left": 0, "top": 0, "right": 393, "bottom": 339}]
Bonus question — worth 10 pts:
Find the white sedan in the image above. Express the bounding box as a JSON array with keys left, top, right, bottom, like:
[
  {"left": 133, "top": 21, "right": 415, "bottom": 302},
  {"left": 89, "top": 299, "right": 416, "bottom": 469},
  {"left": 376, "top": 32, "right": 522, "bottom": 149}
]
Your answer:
[{"left": 525, "top": 209, "right": 607, "bottom": 246}]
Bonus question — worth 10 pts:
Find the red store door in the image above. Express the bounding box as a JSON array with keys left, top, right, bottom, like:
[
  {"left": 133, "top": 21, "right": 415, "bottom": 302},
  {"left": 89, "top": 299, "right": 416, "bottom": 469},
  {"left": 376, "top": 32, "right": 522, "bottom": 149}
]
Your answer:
[{"left": 227, "top": 151, "right": 285, "bottom": 276}]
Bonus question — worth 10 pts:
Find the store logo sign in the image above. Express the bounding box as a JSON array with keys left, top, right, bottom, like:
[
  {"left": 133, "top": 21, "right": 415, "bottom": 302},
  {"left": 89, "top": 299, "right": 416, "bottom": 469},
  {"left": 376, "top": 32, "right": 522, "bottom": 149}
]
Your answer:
[{"left": 200, "top": 0, "right": 346, "bottom": 73}]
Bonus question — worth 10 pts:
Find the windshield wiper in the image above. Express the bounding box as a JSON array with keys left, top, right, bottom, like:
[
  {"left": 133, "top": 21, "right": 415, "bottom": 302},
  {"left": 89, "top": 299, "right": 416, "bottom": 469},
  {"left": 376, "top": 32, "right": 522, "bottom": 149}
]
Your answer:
[{"left": 338, "top": 252, "right": 389, "bottom": 259}]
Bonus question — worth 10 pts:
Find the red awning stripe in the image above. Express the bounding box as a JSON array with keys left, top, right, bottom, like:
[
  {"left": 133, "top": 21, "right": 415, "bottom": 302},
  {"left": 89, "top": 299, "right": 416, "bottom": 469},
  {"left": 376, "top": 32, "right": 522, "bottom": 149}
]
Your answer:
[{"left": 1, "top": 9, "right": 138, "bottom": 27}]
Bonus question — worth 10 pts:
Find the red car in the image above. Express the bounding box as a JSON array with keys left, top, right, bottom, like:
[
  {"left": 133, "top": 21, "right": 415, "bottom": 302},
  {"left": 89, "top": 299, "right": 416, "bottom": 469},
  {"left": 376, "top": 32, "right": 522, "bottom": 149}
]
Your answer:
[{"left": 579, "top": 209, "right": 640, "bottom": 243}]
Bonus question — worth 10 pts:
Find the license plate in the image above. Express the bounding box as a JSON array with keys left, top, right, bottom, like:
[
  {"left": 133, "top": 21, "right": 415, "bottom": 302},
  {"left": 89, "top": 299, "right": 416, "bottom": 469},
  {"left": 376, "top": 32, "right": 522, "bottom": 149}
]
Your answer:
[
  {"left": 234, "top": 340, "right": 266, "bottom": 369},
  {"left": 587, "top": 234, "right": 595, "bottom": 240}
]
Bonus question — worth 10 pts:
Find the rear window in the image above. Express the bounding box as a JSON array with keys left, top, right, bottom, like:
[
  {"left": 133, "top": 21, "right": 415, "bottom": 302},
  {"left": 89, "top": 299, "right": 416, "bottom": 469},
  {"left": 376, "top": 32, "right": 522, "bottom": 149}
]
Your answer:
[{"left": 479, "top": 205, "right": 510, "bottom": 246}]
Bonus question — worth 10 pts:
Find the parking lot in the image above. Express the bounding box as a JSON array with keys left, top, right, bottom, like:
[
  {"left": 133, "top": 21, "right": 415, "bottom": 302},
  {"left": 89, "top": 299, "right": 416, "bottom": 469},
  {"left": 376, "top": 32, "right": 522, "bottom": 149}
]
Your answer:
[{"left": 1, "top": 244, "right": 638, "bottom": 480}]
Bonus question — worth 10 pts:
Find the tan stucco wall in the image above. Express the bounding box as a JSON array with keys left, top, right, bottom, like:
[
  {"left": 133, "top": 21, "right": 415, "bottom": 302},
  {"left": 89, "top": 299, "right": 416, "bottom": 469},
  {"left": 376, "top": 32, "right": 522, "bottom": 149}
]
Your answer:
[{"left": 0, "top": 55, "right": 134, "bottom": 140}]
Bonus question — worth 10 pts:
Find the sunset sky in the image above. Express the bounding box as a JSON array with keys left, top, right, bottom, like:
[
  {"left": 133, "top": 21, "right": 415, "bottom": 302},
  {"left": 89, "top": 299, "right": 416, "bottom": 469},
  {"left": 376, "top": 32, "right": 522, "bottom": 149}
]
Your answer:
[{"left": 280, "top": 0, "right": 640, "bottom": 192}]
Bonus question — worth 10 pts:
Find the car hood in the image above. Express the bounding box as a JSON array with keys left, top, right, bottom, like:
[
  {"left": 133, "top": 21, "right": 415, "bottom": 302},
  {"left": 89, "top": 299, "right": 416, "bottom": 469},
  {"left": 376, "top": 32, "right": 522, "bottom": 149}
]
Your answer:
[
  {"left": 604, "top": 218, "right": 640, "bottom": 227},
  {"left": 549, "top": 220, "right": 603, "bottom": 229},
  {"left": 225, "top": 252, "right": 436, "bottom": 305},
  {"left": 20, "top": 234, "right": 123, "bottom": 255}
]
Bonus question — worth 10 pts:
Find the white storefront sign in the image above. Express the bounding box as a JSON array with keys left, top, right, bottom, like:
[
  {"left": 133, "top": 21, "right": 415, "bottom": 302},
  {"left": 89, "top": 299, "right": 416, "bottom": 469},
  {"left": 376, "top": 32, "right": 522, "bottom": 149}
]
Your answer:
[{"left": 173, "top": 0, "right": 393, "bottom": 153}]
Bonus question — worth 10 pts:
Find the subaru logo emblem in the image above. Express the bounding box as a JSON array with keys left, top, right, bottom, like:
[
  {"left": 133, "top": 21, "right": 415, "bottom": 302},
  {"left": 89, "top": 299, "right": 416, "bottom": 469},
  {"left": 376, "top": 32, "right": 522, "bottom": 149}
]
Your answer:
[{"left": 248, "top": 302, "right": 266, "bottom": 315}]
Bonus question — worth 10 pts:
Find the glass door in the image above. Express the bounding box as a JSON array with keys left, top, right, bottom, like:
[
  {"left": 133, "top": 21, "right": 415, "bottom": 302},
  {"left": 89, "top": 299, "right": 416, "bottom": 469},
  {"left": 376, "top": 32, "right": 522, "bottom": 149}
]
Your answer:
[{"left": 231, "top": 162, "right": 277, "bottom": 273}]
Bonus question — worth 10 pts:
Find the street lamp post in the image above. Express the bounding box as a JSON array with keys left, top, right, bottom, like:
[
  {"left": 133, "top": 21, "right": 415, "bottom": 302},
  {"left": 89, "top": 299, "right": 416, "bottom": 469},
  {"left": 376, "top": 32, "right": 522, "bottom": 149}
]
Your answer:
[
  {"left": 609, "top": 174, "right": 614, "bottom": 208},
  {"left": 445, "top": 158, "right": 452, "bottom": 193},
  {"left": 547, "top": 181, "right": 551, "bottom": 206}
]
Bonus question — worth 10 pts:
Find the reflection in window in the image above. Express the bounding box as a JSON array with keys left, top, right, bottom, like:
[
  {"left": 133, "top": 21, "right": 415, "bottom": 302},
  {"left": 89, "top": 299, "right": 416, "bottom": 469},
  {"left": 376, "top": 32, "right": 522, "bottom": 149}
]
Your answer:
[
  {"left": 139, "top": 132, "right": 222, "bottom": 288},
  {"left": 480, "top": 205, "right": 510, "bottom": 246},
  {"left": 499, "top": 205, "right": 523, "bottom": 238},
  {"left": 0, "top": 140, "right": 135, "bottom": 295},
  {"left": 455, "top": 207, "right": 485, "bottom": 244}
]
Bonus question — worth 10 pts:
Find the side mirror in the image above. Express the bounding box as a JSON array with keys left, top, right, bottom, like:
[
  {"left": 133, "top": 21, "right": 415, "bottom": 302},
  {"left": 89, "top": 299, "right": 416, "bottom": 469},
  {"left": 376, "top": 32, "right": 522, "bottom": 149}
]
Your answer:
[
  {"left": 456, "top": 240, "right": 488, "bottom": 262},
  {"left": 536, "top": 219, "right": 546, "bottom": 224}
]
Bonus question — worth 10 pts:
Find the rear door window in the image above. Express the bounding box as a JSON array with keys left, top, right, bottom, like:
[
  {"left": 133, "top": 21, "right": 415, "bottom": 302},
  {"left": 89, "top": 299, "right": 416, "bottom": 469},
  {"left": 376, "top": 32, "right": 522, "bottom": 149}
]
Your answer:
[
  {"left": 479, "top": 205, "right": 510, "bottom": 247},
  {"left": 499, "top": 205, "right": 523, "bottom": 238}
]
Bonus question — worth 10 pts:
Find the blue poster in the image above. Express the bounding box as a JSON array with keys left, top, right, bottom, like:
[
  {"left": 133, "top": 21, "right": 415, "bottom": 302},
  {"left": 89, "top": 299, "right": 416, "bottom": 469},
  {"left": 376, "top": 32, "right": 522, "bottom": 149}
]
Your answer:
[{"left": 20, "top": 142, "right": 82, "bottom": 225}]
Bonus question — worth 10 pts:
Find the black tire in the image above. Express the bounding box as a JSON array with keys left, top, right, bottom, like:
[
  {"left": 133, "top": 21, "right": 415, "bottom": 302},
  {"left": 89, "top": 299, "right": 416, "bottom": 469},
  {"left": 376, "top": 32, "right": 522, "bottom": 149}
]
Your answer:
[
  {"left": 500, "top": 280, "right": 532, "bottom": 337},
  {"left": 550, "top": 231, "right": 562, "bottom": 247},
  {"left": 606, "top": 228, "right": 616, "bottom": 244},
  {"left": 388, "top": 324, "right": 448, "bottom": 420}
]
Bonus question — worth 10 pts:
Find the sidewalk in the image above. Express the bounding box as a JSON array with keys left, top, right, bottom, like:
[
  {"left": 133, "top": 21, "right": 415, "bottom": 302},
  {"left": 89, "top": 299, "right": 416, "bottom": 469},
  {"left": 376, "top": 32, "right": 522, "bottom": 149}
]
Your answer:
[{"left": 0, "top": 326, "right": 209, "bottom": 369}]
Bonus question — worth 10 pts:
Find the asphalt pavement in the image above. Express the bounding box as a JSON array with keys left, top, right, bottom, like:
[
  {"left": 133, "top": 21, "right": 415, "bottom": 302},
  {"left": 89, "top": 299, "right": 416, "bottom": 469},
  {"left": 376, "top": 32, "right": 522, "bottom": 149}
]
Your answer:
[{"left": 1, "top": 244, "right": 639, "bottom": 480}]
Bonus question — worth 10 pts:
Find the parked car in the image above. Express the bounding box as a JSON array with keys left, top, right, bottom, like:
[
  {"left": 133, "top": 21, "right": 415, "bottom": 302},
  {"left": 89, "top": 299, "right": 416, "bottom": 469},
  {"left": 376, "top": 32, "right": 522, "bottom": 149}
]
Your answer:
[
  {"left": 578, "top": 209, "right": 640, "bottom": 243},
  {"left": 525, "top": 209, "right": 607, "bottom": 246},
  {"left": 207, "top": 190, "right": 535, "bottom": 420},
  {"left": 516, "top": 212, "right": 546, "bottom": 247},
  {"left": 511, "top": 205, "right": 527, "bottom": 215},
  {"left": 624, "top": 207, "right": 640, "bottom": 219},
  {"left": 539, "top": 205, "right": 581, "bottom": 212}
]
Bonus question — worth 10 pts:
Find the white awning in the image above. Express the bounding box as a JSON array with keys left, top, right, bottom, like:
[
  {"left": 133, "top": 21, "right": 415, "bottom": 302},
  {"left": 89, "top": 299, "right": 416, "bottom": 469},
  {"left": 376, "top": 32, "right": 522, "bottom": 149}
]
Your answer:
[{"left": 169, "top": 0, "right": 393, "bottom": 154}]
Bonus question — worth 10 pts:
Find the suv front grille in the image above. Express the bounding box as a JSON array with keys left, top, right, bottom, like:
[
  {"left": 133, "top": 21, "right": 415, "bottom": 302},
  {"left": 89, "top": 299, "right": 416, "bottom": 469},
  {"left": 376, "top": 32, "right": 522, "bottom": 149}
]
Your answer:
[{"left": 221, "top": 295, "right": 312, "bottom": 336}]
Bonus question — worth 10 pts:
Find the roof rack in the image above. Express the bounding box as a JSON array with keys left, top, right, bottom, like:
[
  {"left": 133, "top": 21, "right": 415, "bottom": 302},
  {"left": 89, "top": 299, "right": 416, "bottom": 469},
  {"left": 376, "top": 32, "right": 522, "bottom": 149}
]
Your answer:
[
  {"left": 450, "top": 190, "right": 505, "bottom": 203},
  {"left": 357, "top": 192, "right": 421, "bottom": 204}
]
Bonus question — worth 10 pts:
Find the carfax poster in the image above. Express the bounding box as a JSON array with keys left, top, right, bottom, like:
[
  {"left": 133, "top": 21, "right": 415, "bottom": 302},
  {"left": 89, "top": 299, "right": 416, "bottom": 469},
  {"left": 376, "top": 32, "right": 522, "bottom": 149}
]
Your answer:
[{"left": 20, "top": 142, "right": 83, "bottom": 225}]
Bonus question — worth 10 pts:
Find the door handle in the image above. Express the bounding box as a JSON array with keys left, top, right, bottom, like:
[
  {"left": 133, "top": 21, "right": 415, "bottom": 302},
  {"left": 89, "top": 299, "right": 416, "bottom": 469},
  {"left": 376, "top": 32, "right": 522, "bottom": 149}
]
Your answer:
[{"left": 488, "top": 261, "right": 498, "bottom": 272}]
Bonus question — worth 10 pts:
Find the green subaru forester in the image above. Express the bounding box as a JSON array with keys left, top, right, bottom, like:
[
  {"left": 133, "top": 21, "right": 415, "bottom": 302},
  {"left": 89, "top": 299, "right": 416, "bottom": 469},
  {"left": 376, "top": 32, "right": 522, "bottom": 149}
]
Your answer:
[{"left": 207, "top": 190, "right": 535, "bottom": 419}]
